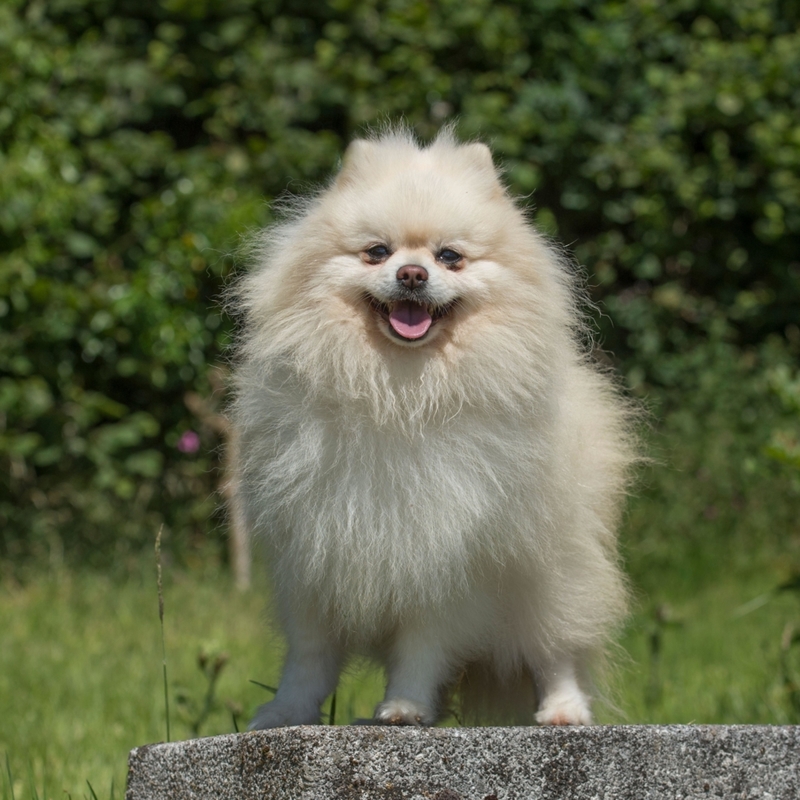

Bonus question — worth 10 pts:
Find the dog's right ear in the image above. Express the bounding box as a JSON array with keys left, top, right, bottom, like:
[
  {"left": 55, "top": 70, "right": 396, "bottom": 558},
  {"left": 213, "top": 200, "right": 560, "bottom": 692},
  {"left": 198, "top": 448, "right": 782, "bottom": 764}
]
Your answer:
[{"left": 335, "top": 139, "right": 374, "bottom": 188}]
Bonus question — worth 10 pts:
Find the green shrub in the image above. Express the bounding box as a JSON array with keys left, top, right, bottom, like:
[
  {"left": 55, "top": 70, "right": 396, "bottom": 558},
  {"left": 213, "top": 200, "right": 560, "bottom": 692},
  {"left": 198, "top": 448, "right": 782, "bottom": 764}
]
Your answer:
[{"left": 1, "top": 0, "right": 797, "bottom": 564}]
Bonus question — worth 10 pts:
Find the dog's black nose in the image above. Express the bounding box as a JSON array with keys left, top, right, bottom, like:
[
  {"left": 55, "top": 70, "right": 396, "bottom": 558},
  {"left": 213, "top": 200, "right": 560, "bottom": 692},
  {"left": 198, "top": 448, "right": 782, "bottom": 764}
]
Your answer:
[{"left": 396, "top": 265, "right": 428, "bottom": 290}]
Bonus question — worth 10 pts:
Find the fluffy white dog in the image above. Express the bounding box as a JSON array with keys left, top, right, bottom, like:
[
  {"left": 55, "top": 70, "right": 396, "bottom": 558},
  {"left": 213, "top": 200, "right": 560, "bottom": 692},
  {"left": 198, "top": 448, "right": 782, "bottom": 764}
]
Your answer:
[{"left": 231, "top": 127, "right": 634, "bottom": 728}]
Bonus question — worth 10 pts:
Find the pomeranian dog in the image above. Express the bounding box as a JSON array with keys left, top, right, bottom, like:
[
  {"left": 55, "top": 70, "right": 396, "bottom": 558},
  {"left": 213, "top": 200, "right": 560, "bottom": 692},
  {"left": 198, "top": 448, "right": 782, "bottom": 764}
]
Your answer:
[{"left": 230, "top": 127, "right": 634, "bottom": 729}]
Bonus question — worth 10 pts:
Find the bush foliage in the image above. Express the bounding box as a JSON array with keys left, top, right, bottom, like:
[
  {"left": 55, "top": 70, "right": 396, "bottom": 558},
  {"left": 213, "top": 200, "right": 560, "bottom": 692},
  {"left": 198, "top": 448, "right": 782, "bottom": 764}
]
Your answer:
[{"left": 1, "top": 0, "right": 798, "bottom": 564}]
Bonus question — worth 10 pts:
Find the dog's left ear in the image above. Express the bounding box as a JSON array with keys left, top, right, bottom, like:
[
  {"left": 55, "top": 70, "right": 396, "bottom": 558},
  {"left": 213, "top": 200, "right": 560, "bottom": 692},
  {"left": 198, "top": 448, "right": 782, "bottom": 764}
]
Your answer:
[
  {"left": 461, "top": 142, "right": 495, "bottom": 172},
  {"left": 459, "top": 142, "right": 506, "bottom": 197}
]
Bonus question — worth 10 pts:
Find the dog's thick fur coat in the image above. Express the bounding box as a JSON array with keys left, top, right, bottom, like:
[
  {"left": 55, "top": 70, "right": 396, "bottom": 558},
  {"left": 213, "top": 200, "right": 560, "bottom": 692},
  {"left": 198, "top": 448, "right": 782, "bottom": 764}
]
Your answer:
[{"left": 231, "top": 128, "right": 634, "bottom": 728}]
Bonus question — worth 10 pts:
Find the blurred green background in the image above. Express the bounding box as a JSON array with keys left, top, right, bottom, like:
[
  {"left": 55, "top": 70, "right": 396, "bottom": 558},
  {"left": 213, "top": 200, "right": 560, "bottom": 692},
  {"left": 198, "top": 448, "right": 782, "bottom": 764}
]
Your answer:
[{"left": 1, "top": 0, "right": 799, "bottom": 796}]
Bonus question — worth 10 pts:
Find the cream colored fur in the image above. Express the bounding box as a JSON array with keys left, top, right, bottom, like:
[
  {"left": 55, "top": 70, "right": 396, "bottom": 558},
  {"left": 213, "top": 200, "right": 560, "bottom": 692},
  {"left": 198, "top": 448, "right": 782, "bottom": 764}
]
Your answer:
[{"left": 231, "top": 127, "right": 635, "bottom": 728}]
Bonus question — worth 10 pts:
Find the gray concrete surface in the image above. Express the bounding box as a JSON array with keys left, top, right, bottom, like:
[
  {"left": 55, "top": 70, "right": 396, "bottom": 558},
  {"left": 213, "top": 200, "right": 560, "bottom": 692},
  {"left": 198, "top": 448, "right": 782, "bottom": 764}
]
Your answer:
[{"left": 126, "top": 725, "right": 799, "bottom": 800}]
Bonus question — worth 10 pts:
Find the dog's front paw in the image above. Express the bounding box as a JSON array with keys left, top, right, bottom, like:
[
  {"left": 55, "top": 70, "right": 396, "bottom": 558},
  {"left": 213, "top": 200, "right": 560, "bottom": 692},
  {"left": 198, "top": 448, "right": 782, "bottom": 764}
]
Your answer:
[
  {"left": 535, "top": 689, "right": 593, "bottom": 726},
  {"left": 248, "top": 699, "right": 320, "bottom": 730},
  {"left": 373, "top": 698, "right": 435, "bottom": 726}
]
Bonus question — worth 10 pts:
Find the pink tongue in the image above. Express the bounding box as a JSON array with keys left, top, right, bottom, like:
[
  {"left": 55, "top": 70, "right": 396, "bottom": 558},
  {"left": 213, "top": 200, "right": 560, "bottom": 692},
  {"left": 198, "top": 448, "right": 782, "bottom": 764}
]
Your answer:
[{"left": 388, "top": 301, "right": 432, "bottom": 340}]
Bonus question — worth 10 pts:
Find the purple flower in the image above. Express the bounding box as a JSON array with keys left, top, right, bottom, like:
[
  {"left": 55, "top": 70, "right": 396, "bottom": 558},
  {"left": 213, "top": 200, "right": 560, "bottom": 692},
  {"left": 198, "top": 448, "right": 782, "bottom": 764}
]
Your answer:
[{"left": 177, "top": 430, "right": 201, "bottom": 453}]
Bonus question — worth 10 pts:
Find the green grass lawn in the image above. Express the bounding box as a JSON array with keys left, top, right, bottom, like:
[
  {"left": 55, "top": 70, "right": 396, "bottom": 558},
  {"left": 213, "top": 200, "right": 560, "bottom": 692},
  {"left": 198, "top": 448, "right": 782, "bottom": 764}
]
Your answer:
[
  {"left": 2, "top": 537, "right": 798, "bottom": 799},
  {"left": 2, "top": 404, "right": 799, "bottom": 799},
  {"left": 0, "top": 561, "right": 391, "bottom": 800}
]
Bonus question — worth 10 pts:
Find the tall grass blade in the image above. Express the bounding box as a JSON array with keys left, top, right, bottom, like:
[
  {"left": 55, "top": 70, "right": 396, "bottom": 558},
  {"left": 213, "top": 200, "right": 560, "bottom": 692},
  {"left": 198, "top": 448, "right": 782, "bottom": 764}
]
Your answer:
[
  {"left": 27, "top": 761, "right": 40, "bottom": 800},
  {"left": 86, "top": 781, "right": 99, "bottom": 800},
  {"left": 731, "top": 592, "right": 772, "bottom": 618},
  {"left": 5, "top": 754, "right": 16, "bottom": 800},
  {"left": 248, "top": 680, "right": 277, "bottom": 695},
  {"left": 155, "top": 525, "right": 171, "bottom": 742}
]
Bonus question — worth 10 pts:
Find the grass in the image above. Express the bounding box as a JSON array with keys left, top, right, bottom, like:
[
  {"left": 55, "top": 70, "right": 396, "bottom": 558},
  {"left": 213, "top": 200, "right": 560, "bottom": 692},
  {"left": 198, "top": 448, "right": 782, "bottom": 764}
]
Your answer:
[
  {"left": 617, "top": 573, "right": 800, "bottom": 724},
  {"left": 2, "top": 359, "right": 799, "bottom": 798},
  {"left": 2, "top": 510, "right": 798, "bottom": 798},
  {"left": 0, "top": 559, "right": 390, "bottom": 799}
]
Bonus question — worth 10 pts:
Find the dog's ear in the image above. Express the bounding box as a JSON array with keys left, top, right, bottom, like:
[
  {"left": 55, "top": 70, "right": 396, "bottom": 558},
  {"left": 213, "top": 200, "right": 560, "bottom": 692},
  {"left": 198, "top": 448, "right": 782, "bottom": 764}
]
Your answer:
[
  {"left": 335, "top": 139, "right": 374, "bottom": 188},
  {"left": 460, "top": 142, "right": 506, "bottom": 198},
  {"left": 461, "top": 142, "right": 495, "bottom": 172}
]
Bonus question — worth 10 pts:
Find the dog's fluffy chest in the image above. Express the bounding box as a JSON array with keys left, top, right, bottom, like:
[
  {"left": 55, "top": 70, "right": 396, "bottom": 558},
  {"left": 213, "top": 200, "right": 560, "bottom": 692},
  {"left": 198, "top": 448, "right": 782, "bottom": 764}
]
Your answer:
[{"left": 243, "top": 392, "right": 556, "bottom": 624}]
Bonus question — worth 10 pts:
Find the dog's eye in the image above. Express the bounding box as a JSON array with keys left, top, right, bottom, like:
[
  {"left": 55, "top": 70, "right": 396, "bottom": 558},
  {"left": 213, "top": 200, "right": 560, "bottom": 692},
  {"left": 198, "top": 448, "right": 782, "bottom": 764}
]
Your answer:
[
  {"left": 437, "top": 248, "right": 463, "bottom": 269},
  {"left": 363, "top": 244, "right": 392, "bottom": 263}
]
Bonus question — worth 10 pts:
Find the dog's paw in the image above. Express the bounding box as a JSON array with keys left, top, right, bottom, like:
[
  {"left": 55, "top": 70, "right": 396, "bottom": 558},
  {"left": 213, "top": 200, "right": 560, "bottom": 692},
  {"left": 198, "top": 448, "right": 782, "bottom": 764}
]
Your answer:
[
  {"left": 248, "top": 700, "right": 319, "bottom": 730},
  {"left": 535, "top": 689, "right": 593, "bottom": 726},
  {"left": 373, "top": 698, "right": 435, "bottom": 726}
]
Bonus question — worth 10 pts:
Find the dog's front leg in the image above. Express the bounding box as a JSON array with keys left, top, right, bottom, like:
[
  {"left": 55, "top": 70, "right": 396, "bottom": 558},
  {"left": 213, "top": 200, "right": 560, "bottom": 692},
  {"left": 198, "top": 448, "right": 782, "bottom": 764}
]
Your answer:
[
  {"left": 249, "top": 611, "right": 343, "bottom": 729},
  {"left": 533, "top": 653, "right": 593, "bottom": 726},
  {"left": 373, "top": 621, "right": 454, "bottom": 726}
]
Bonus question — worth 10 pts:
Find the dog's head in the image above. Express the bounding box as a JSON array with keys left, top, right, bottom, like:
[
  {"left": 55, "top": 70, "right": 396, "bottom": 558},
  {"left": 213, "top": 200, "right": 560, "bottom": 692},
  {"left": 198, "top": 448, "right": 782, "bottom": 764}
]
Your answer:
[
  {"left": 287, "top": 128, "right": 556, "bottom": 352},
  {"left": 239, "top": 129, "right": 577, "bottom": 417}
]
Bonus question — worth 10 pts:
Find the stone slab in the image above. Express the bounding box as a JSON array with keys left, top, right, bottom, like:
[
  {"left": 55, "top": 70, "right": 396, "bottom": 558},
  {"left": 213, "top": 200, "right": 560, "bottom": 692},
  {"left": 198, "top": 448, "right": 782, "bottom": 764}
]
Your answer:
[{"left": 126, "top": 725, "right": 800, "bottom": 800}]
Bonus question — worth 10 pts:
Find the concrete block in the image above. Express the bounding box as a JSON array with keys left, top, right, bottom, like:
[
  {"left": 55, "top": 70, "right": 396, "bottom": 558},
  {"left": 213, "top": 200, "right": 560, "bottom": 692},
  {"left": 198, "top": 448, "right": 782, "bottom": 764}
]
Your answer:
[{"left": 126, "top": 725, "right": 799, "bottom": 800}]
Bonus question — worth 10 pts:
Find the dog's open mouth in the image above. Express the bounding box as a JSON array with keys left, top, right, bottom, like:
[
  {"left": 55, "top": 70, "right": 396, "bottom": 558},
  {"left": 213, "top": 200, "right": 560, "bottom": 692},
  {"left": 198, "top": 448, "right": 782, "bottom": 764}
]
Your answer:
[{"left": 367, "top": 297, "right": 454, "bottom": 341}]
